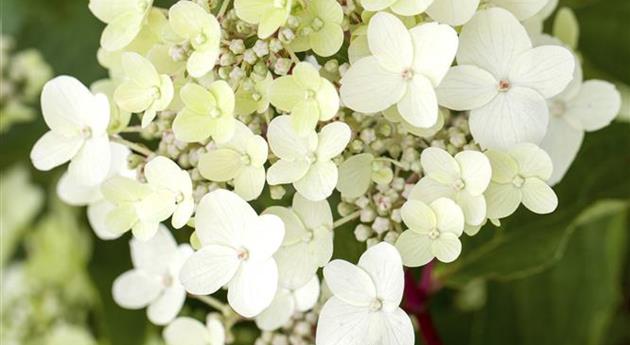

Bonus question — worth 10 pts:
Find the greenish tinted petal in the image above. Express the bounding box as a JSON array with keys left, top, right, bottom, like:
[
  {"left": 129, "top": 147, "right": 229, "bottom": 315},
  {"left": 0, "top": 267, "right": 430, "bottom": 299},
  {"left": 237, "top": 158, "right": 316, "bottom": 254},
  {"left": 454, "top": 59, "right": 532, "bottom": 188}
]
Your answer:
[
  {"left": 180, "top": 82, "right": 214, "bottom": 114},
  {"left": 485, "top": 149, "right": 519, "bottom": 184},
  {"left": 270, "top": 76, "right": 305, "bottom": 112},
  {"left": 172, "top": 108, "right": 213, "bottom": 142},
  {"left": 234, "top": 0, "right": 274, "bottom": 24},
  {"left": 101, "top": 12, "right": 145, "bottom": 51},
  {"left": 101, "top": 176, "right": 151, "bottom": 203},
  {"left": 309, "top": 23, "right": 344, "bottom": 57},
  {"left": 142, "top": 106, "right": 158, "bottom": 128},
  {"left": 258, "top": 7, "right": 290, "bottom": 38},
  {"left": 198, "top": 149, "right": 242, "bottom": 182},
  {"left": 293, "top": 62, "right": 322, "bottom": 90},
  {"left": 267, "top": 159, "right": 310, "bottom": 185},
  {"left": 106, "top": 204, "right": 138, "bottom": 234},
  {"left": 147, "top": 44, "right": 185, "bottom": 75},
  {"left": 246, "top": 135, "right": 269, "bottom": 167},
  {"left": 348, "top": 31, "right": 370, "bottom": 64},
  {"left": 209, "top": 80, "right": 235, "bottom": 115},
  {"left": 290, "top": 34, "right": 311, "bottom": 53},
  {"left": 121, "top": 52, "right": 160, "bottom": 87},
  {"left": 89, "top": 0, "right": 144, "bottom": 23},
  {"left": 311, "top": 0, "right": 343, "bottom": 23},
  {"left": 291, "top": 100, "right": 320, "bottom": 136},
  {"left": 336, "top": 153, "right": 374, "bottom": 198},
  {"left": 209, "top": 115, "right": 236, "bottom": 144},
  {"left": 315, "top": 79, "right": 339, "bottom": 121},
  {"left": 155, "top": 74, "right": 174, "bottom": 110},
  {"left": 552, "top": 7, "right": 579, "bottom": 49},
  {"left": 168, "top": 1, "right": 209, "bottom": 39},
  {"left": 187, "top": 50, "right": 218, "bottom": 78},
  {"left": 234, "top": 166, "right": 266, "bottom": 201},
  {"left": 114, "top": 81, "right": 155, "bottom": 113},
  {"left": 235, "top": 88, "right": 259, "bottom": 116}
]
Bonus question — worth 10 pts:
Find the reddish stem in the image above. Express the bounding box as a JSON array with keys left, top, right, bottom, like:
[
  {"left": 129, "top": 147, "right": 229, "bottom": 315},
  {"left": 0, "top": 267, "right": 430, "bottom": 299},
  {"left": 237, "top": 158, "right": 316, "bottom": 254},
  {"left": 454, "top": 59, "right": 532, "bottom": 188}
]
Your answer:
[{"left": 403, "top": 261, "right": 443, "bottom": 345}]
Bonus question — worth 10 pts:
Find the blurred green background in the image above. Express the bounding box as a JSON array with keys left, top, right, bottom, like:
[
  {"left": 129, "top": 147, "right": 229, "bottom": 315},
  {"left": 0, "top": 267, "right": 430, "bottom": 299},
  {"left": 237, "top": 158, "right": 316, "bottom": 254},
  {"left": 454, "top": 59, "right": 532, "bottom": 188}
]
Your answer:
[{"left": 1, "top": 0, "right": 629, "bottom": 344}]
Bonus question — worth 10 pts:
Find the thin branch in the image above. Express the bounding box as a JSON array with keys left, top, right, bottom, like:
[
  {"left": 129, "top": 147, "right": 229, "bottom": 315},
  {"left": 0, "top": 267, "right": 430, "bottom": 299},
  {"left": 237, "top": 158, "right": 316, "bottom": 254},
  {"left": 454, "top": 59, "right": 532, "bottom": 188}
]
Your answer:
[
  {"left": 110, "top": 136, "right": 153, "bottom": 157},
  {"left": 191, "top": 295, "right": 230, "bottom": 315},
  {"left": 283, "top": 43, "right": 300, "bottom": 64},
  {"left": 333, "top": 211, "right": 361, "bottom": 229},
  {"left": 217, "top": 0, "right": 232, "bottom": 18}
]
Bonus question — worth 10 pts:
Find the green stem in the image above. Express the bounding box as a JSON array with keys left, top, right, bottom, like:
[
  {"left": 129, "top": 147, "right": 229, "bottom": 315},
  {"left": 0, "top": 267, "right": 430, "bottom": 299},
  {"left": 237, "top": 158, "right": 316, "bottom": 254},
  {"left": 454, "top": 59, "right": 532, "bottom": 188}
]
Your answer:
[
  {"left": 379, "top": 157, "right": 406, "bottom": 169},
  {"left": 192, "top": 295, "right": 230, "bottom": 315},
  {"left": 333, "top": 211, "right": 361, "bottom": 229},
  {"left": 110, "top": 136, "right": 153, "bottom": 157},
  {"left": 217, "top": 0, "right": 232, "bottom": 18}
]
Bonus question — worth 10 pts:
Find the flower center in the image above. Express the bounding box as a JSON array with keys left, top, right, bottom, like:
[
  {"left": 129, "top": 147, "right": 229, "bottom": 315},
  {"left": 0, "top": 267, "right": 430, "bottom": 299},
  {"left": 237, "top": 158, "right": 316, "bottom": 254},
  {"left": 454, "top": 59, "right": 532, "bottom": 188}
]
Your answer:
[
  {"left": 237, "top": 248, "right": 250, "bottom": 261},
  {"left": 305, "top": 89, "right": 316, "bottom": 100},
  {"left": 81, "top": 127, "right": 92, "bottom": 139},
  {"left": 137, "top": 0, "right": 150, "bottom": 12},
  {"left": 306, "top": 152, "right": 317, "bottom": 164},
  {"left": 251, "top": 92, "right": 262, "bottom": 101},
  {"left": 369, "top": 298, "right": 383, "bottom": 312},
  {"left": 193, "top": 32, "right": 208, "bottom": 47},
  {"left": 498, "top": 79, "right": 511, "bottom": 92},
  {"left": 512, "top": 174, "right": 525, "bottom": 188},
  {"left": 550, "top": 100, "right": 566, "bottom": 117},
  {"left": 302, "top": 230, "right": 314, "bottom": 242},
  {"left": 151, "top": 86, "right": 161, "bottom": 99},
  {"left": 208, "top": 107, "right": 221, "bottom": 118},
  {"left": 162, "top": 274, "right": 174, "bottom": 287},
  {"left": 311, "top": 17, "right": 324, "bottom": 31},
  {"left": 401, "top": 68, "right": 414, "bottom": 81},
  {"left": 240, "top": 154, "right": 251, "bottom": 165},
  {"left": 453, "top": 178, "right": 465, "bottom": 191},
  {"left": 175, "top": 192, "right": 185, "bottom": 203},
  {"left": 428, "top": 228, "right": 440, "bottom": 240}
]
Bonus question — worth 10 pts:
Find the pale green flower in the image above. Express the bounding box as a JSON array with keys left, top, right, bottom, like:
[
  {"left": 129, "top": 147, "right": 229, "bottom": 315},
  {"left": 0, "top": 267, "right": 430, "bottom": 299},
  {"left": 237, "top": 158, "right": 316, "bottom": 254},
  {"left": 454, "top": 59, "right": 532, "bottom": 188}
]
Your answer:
[
  {"left": 114, "top": 52, "right": 174, "bottom": 128},
  {"left": 91, "top": 79, "right": 131, "bottom": 133},
  {"left": 168, "top": 1, "right": 221, "bottom": 78},
  {"left": 270, "top": 62, "right": 339, "bottom": 135},
  {"left": 291, "top": 0, "right": 344, "bottom": 57},
  {"left": 198, "top": 121, "right": 268, "bottom": 201},
  {"left": 234, "top": 0, "right": 293, "bottom": 39},
  {"left": 336, "top": 153, "right": 395, "bottom": 199},
  {"left": 163, "top": 316, "right": 225, "bottom": 345},
  {"left": 172, "top": 80, "right": 236, "bottom": 143},
  {"left": 89, "top": 0, "right": 154, "bottom": 51},
  {"left": 235, "top": 72, "right": 273, "bottom": 116}
]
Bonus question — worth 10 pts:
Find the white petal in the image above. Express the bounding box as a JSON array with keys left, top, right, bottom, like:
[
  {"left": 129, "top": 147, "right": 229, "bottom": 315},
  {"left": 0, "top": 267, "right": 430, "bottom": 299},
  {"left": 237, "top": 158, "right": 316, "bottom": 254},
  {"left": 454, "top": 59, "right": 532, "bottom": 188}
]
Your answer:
[
  {"left": 87, "top": 200, "right": 123, "bottom": 240},
  {"left": 267, "top": 115, "right": 317, "bottom": 160},
  {"left": 198, "top": 149, "right": 242, "bottom": 182},
  {"left": 426, "top": 0, "right": 479, "bottom": 26},
  {"left": 121, "top": 52, "right": 160, "bottom": 87},
  {"left": 340, "top": 57, "right": 406, "bottom": 114},
  {"left": 521, "top": 177, "right": 558, "bottom": 214},
  {"left": 172, "top": 198, "right": 194, "bottom": 229},
  {"left": 457, "top": 7, "right": 532, "bottom": 79},
  {"left": 163, "top": 317, "right": 210, "bottom": 345},
  {"left": 264, "top": 206, "right": 307, "bottom": 246},
  {"left": 485, "top": 149, "right": 519, "bottom": 183},
  {"left": 408, "top": 176, "right": 454, "bottom": 203},
  {"left": 294, "top": 161, "right": 338, "bottom": 202},
  {"left": 401, "top": 199, "right": 436, "bottom": 232},
  {"left": 493, "top": 0, "right": 548, "bottom": 20},
  {"left": 566, "top": 80, "right": 622, "bottom": 131},
  {"left": 367, "top": 12, "right": 412, "bottom": 71},
  {"left": 68, "top": 135, "right": 111, "bottom": 185},
  {"left": 469, "top": 87, "right": 548, "bottom": 150},
  {"left": 360, "top": 0, "right": 396, "bottom": 12},
  {"left": 509, "top": 142, "right": 554, "bottom": 180},
  {"left": 317, "top": 122, "right": 351, "bottom": 161},
  {"left": 323, "top": 260, "right": 376, "bottom": 306},
  {"left": 509, "top": 45, "right": 575, "bottom": 98},
  {"left": 100, "top": 12, "right": 144, "bottom": 51},
  {"left": 485, "top": 182, "right": 522, "bottom": 219},
  {"left": 144, "top": 156, "right": 188, "bottom": 193},
  {"left": 130, "top": 225, "right": 178, "bottom": 274},
  {"left": 396, "top": 75, "right": 438, "bottom": 128},
  {"left": 241, "top": 214, "right": 285, "bottom": 262},
  {"left": 431, "top": 198, "right": 464, "bottom": 236},
  {"left": 539, "top": 117, "right": 584, "bottom": 185},
  {"left": 390, "top": 0, "right": 433, "bottom": 16},
  {"left": 293, "top": 193, "right": 333, "bottom": 230},
  {"left": 57, "top": 172, "right": 100, "bottom": 206},
  {"left": 188, "top": 50, "right": 218, "bottom": 78},
  {"left": 195, "top": 189, "right": 257, "bottom": 247},
  {"left": 395, "top": 230, "right": 434, "bottom": 267},
  {"left": 267, "top": 159, "right": 310, "bottom": 185},
  {"left": 316, "top": 298, "right": 371, "bottom": 345},
  {"left": 358, "top": 242, "right": 404, "bottom": 307},
  {"left": 379, "top": 308, "right": 415, "bottom": 345},
  {"left": 234, "top": 166, "right": 266, "bottom": 201},
  {"left": 255, "top": 289, "right": 295, "bottom": 331},
  {"left": 30, "top": 131, "right": 83, "bottom": 171},
  {"left": 436, "top": 65, "right": 498, "bottom": 111},
  {"left": 40, "top": 76, "right": 96, "bottom": 135},
  {"left": 228, "top": 259, "right": 279, "bottom": 317},
  {"left": 420, "top": 147, "right": 459, "bottom": 184},
  {"left": 179, "top": 244, "right": 240, "bottom": 295},
  {"left": 410, "top": 22, "right": 459, "bottom": 86},
  {"left": 455, "top": 191, "right": 487, "bottom": 226},
  {"left": 112, "top": 270, "right": 162, "bottom": 309},
  {"left": 432, "top": 232, "right": 462, "bottom": 263},
  {"left": 147, "top": 286, "right": 186, "bottom": 325},
  {"left": 294, "top": 276, "right": 321, "bottom": 311},
  {"left": 336, "top": 153, "right": 374, "bottom": 199},
  {"left": 454, "top": 150, "right": 492, "bottom": 196},
  {"left": 275, "top": 242, "right": 319, "bottom": 289}
]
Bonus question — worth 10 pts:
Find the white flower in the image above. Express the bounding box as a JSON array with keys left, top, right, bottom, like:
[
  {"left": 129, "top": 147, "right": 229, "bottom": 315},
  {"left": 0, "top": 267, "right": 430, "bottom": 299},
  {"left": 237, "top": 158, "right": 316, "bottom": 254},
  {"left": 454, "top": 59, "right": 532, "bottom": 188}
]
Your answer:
[
  {"left": 360, "top": 0, "right": 432, "bottom": 16},
  {"left": 179, "top": 189, "right": 285, "bottom": 317},
  {"left": 256, "top": 276, "right": 320, "bottom": 331},
  {"left": 426, "top": 0, "right": 550, "bottom": 26},
  {"left": 57, "top": 142, "right": 135, "bottom": 240},
  {"left": 89, "top": 0, "right": 153, "bottom": 51},
  {"left": 395, "top": 198, "right": 465, "bottom": 266},
  {"left": 266, "top": 115, "right": 351, "bottom": 201},
  {"left": 112, "top": 225, "right": 193, "bottom": 325},
  {"left": 31, "top": 76, "right": 111, "bottom": 186},
  {"left": 163, "top": 316, "right": 225, "bottom": 345},
  {"left": 340, "top": 12, "right": 458, "bottom": 128},
  {"left": 409, "top": 147, "right": 491, "bottom": 232},
  {"left": 264, "top": 193, "right": 333, "bottom": 289},
  {"left": 169, "top": 1, "right": 221, "bottom": 78},
  {"left": 540, "top": 60, "right": 621, "bottom": 185},
  {"left": 198, "top": 121, "right": 268, "bottom": 201},
  {"left": 316, "top": 242, "right": 414, "bottom": 345},
  {"left": 436, "top": 8, "right": 575, "bottom": 150},
  {"left": 484, "top": 143, "right": 558, "bottom": 219}
]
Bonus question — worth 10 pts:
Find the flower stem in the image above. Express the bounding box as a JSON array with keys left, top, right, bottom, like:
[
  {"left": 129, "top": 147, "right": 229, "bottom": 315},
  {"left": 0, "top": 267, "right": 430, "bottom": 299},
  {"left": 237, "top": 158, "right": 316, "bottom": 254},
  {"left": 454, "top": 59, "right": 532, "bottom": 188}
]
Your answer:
[
  {"left": 217, "top": 0, "right": 232, "bottom": 18},
  {"left": 379, "top": 157, "right": 407, "bottom": 169},
  {"left": 110, "top": 136, "right": 153, "bottom": 157},
  {"left": 403, "top": 262, "right": 443, "bottom": 345},
  {"left": 333, "top": 211, "right": 360, "bottom": 229},
  {"left": 283, "top": 44, "right": 300, "bottom": 64},
  {"left": 192, "top": 295, "right": 230, "bottom": 315}
]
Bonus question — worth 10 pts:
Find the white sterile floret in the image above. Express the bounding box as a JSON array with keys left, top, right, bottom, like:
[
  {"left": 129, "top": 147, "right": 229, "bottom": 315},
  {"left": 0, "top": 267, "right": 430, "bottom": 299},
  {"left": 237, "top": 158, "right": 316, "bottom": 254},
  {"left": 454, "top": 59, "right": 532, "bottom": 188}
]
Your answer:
[
  {"left": 336, "top": 153, "right": 397, "bottom": 198},
  {"left": 57, "top": 142, "right": 135, "bottom": 240},
  {"left": 89, "top": 0, "right": 153, "bottom": 51},
  {"left": 437, "top": 8, "right": 575, "bottom": 150},
  {"left": 426, "top": 0, "right": 549, "bottom": 26},
  {"left": 198, "top": 121, "right": 268, "bottom": 201},
  {"left": 266, "top": 115, "right": 351, "bottom": 201},
  {"left": 234, "top": 0, "right": 292, "bottom": 39},
  {"left": 395, "top": 198, "right": 465, "bottom": 266},
  {"left": 340, "top": 12, "right": 458, "bottom": 129},
  {"left": 540, "top": 61, "right": 622, "bottom": 185},
  {"left": 31, "top": 76, "right": 111, "bottom": 186},
  {"left": 114, "top": 52, "right": 174, "bottom": 128},
  {"left": 169, "top": 1, "right": 221, "bottom": 77},
  {"left": 270, "top": 62, "right": 340, "bottom": 135},
  {"left": 484, "top": 143, "right": 558, "bottom": 219},
  {"left": 112, "top": 226, "right": 193, "bottom": 325},
  {"left": 316, "top": 242, "right": 414, "bottom": 345},
  {"left": 256, "top": 276, "right": 320, "bottom": 331},
  {"left": 409, "top": 147, "right": 492, "bottom": 234},
  {"left": 360, "top": 0, "right": 432, "bottom": 16},
  {"left": 179, "top": 189, "right": 285, "bottom": 317},
  {"left": 264, "top": 193, "right": 333, "bottom": 289},
  {"left": 163, "top": 316, "right": 225, "bottom": 345},
  {"left": 143, "top": 156, "right": 195, "bottom": 229}
]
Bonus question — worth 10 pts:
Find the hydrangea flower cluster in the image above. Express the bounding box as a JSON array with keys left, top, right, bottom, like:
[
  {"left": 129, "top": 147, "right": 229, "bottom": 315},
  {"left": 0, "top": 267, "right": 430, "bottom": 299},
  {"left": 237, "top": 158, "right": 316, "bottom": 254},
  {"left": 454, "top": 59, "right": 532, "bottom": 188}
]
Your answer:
[{"left": 31, "top": 0, "right": 622, "bottom": 344}]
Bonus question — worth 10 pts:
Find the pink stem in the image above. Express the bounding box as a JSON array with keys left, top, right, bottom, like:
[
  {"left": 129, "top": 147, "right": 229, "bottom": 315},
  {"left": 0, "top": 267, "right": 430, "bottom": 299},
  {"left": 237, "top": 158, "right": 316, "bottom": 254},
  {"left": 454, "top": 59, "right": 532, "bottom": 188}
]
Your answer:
[{"left": 403, "top": 261, "right": 443, "bottom": 345}]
